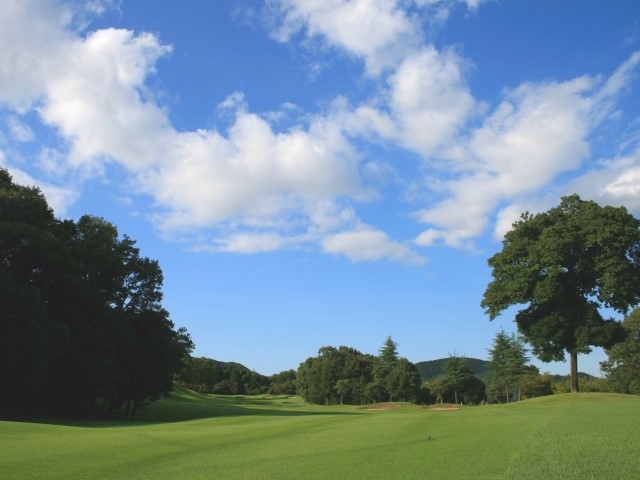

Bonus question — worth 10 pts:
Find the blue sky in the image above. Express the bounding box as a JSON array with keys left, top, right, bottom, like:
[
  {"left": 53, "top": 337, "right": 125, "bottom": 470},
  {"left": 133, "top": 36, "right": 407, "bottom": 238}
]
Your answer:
[{"left": 2, "top": 0, "right": 640, "bottom": 377}]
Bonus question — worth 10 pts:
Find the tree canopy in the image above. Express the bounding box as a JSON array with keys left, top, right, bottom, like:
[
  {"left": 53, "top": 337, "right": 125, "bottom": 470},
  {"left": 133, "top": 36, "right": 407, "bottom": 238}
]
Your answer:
[
  {"left": 600, "top": 307, "right": 640, "bottom": 394},
  {"left": 0, "top": 168, "right": 193, "bottom": 418},
  {"left": 296, "top": 337, "right": 421, "bottom": 405},
  {"left": 481, "top": 195, "right": 640, "bottom": 392},
  {"left": 487, "top": 330, "right": 533, "bottom": 403}
]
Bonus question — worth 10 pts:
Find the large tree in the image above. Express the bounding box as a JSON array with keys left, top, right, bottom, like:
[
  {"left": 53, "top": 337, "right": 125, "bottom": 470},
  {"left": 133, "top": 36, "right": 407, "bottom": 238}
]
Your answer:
[
  {"left": 481, "top": 195, "right": 640, "bottom": 392},
  {"left": 0, "top": 168, "right": 193, "bottom": 416}
]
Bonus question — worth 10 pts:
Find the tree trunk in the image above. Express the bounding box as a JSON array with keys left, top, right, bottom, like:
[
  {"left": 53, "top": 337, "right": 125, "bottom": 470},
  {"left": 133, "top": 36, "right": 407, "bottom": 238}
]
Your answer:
[
  {"left": 505, "top": 384, "right": 510, "bottom": 403},
  {"left": 570, "top": 351, "right": 579, "bottom": 393}
]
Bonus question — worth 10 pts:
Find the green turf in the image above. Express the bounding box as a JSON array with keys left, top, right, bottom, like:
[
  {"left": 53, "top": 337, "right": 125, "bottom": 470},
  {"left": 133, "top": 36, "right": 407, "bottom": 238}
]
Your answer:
[{"left": 1, "top": 389, "right": 639, "bottom": 479}]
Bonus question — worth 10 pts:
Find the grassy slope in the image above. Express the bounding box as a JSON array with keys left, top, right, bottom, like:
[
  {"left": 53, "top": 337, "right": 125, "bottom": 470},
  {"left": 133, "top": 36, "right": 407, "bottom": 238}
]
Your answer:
[{"left": 1, "top": 389, "right": 639, "bottom": 479}]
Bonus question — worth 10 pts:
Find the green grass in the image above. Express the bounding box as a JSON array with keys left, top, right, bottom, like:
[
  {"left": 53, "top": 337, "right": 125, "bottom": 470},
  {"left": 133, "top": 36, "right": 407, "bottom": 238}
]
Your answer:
[{"left": 1, "top": 389, "right": 639, "bottom": 479}]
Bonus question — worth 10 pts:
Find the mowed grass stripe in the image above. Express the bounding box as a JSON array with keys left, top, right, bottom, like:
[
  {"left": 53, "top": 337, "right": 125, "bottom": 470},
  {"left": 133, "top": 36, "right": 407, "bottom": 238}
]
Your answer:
[
  {"left": 503, "top": 393, "right": 640, "bottom": 479},
  {"left": 2, "top": 392, "right": 639, "bottom": 479}
]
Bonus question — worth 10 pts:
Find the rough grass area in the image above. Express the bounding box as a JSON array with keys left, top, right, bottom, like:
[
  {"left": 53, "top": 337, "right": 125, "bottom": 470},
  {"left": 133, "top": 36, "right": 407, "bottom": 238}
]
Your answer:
[{"left": 1, "top": 389, "right": 639, "bottom": 479}]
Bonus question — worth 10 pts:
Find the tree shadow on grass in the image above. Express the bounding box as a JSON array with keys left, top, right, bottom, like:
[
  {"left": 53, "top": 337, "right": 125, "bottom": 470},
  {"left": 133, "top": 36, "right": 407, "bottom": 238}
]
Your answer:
[{"left": 0, "top": 391, "right": 362, "bottom": 428}]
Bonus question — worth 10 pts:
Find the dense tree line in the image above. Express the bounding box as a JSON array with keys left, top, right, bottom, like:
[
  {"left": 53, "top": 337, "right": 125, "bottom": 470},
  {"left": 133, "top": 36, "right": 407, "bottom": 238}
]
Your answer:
[
  {"left": 296, "top": 337, "right": 422, "bottom": 405},
  {"left": 0, "top": 169, "right": 193, "bottom": 418},
  {"left": 422, "top": 356, "right": 486, "bottom": 405},
  {"left": 176, "top": 356, "right": 297, "bottom": 396}
]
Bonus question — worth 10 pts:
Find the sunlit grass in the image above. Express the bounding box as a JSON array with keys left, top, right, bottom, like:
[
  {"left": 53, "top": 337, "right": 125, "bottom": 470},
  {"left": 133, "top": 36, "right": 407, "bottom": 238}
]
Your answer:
[{"left": 1, "top": 389, "right": 639, "bottom": 479}]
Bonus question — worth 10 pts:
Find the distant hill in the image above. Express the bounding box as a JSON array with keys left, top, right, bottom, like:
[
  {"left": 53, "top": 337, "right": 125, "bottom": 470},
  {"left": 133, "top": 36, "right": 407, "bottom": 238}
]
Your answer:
[
  {"left": 415, "top": 358, "right": 491, "bottom": 383},
  {"left": 211, "top": 360, "right": 263, "bottom": 377}
]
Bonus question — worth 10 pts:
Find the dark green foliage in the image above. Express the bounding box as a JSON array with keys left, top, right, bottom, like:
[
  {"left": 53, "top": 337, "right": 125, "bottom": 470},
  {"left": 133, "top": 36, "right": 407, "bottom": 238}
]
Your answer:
[
  {"left": 178, "top": 357, "right": 272, "bottom": 395},
  {"left": 386, "top": 358, "right": 422, "bottom": 402},
  {"left": 269, "top": 369, "right": 297, "bottom": 395},
  {"left": 487, "top": 330, "right": 533, "bottom": 403},
  {"left": 461, "top": 375, "right": 486, "bottom": 405},
  {"left": 415, "top": 357, "right": 491, "bottom": 383},
  {"left": 0, "top": 168, "right": 193, "bottom": 418},
  {"left": 297, "top": 345, "right": 375, "bottom": 405},
  {"left": 0, "top": 275, "right": 50, "bottom": 405},
  {"left": 414, "top": 383, "right": 437, "bottom": 405},
  {"left": 425, "top": 356, "right": 486, "bottom": 405},
  {"left": 444, "top": 356, "right": 484, "bottom": 404},
  {"left": 296, "top": 338, "right": 422, "bottom": 405},
  {"left": 518, "top": 374, "right": 553, "bottom": 399},
  {"left": 373, "top": 336, "right": 399, "bottom": 383},
  {"left": 601, "top": 307, "right": 640, "bottom": 394},
  {"left": 482, "top": 195, "right": 640, "bottom": 392}
]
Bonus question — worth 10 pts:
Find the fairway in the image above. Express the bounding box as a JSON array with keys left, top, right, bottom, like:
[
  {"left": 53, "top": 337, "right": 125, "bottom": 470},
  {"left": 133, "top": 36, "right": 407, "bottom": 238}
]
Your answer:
[{"left": 2, "top": 390, "right": 639, "bottom": 479}]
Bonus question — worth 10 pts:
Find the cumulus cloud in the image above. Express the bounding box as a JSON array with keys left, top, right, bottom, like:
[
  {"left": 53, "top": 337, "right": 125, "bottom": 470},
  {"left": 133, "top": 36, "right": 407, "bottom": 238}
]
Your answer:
[
  {"left": 268, "top": 0, "right": 425, "bottom": 74},
  {"left": 387, "top": 46, "right": 475, "bottom": 156},
  {"left": 0, "top": 0, "right": 427, "bottom": 262},
  {"left": 322, "top": 226, "right": 425, "bottom": 264},
  {"left": 2, "top": 0, "right": 639, "bottom": 266},
  {"left": 40, "top": 28, "right": 174, "bottom": 171},
  {"left": 268, "top": 0, "right": 486, "bottom": 75},
  {"left": 326, "top": 45, "right": 475, "bottom": 158},
  {"left": 139, "top": 102, "right": 360, "bottom": 232},
  {"left": 413, "top": 71, "right": 627, "bottom": 247}
]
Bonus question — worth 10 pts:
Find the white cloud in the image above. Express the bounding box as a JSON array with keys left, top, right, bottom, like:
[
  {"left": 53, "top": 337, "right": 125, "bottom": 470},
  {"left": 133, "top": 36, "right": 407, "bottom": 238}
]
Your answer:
[
  {"left": 2, "top": 0, "right": 638, "bottom": 268},
  {"left": 414, "top": 74, "right": 607, "bottom": 247},
  {"left": 488, "top": 151, "right": 640, "bottom": 241},
  {"left": 387, "top": 46, "right": 475, "bottom": 156},
  {"left": 0, "top": 0, "right": 74, "bottom": 111},
  {"left": 37, "top": 147, "right": 67, "bottom": 176},
  {"left": 322, "top": 226, "right": 425, "bottom": 264},
  {"left": 215, "top": 232, "right": 286, "bottom": 254},
  {"left": 563, "top": 149, "right": 640, "bottom": 214},
  {"left": 327, "top": 45, "right": 475, "bottom": 158},
  {"left": 268, "top": 0, "right": 423, "bottom": 74},
  {"left": 4, "top": 116, "right": 34, "bottom": 142},
  {"left": 0, "top": 0, "right": 395, "bottom": 262},
  {"left": 138, "top": 102, "right": 361, "bottom": 233},
  {"left": 603, "top": 167, "right": 640, "bottom": 197},
  {"left": 268, "top": 0, "right": 487, "bottom": 75},
  {"left": 40, "top": 28, "right": 174, "bottom": 171}
]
